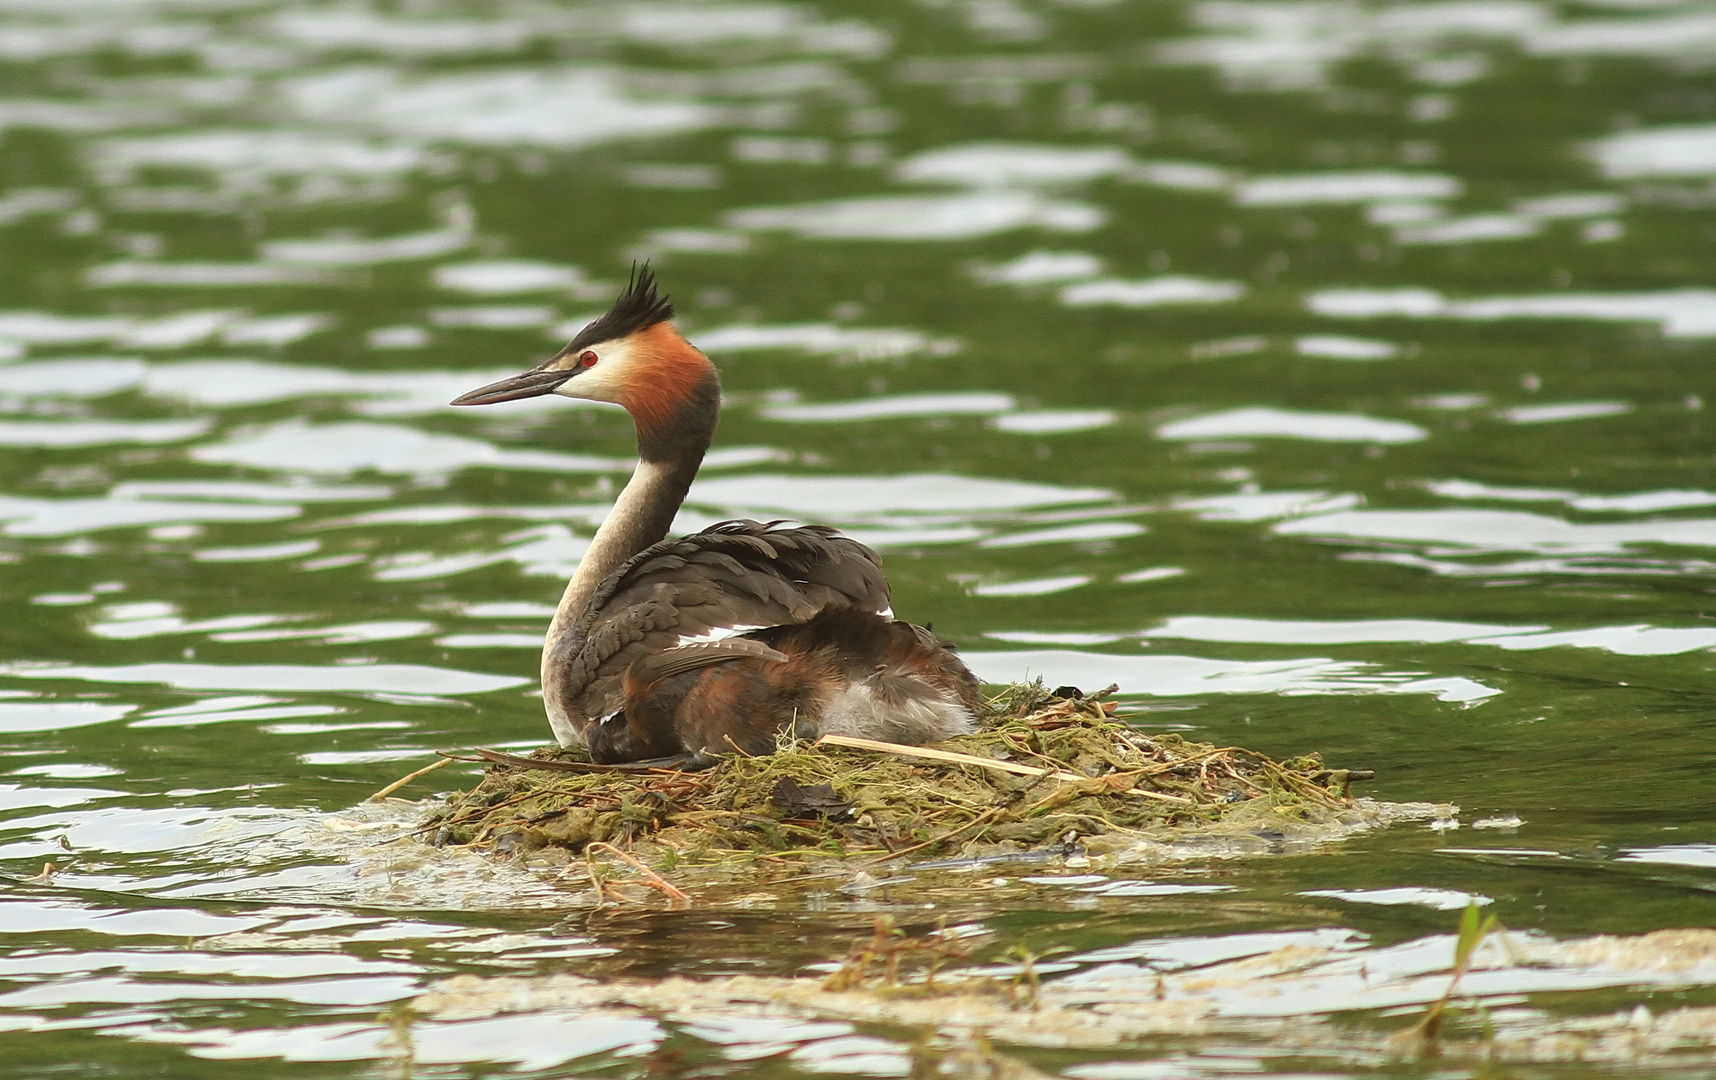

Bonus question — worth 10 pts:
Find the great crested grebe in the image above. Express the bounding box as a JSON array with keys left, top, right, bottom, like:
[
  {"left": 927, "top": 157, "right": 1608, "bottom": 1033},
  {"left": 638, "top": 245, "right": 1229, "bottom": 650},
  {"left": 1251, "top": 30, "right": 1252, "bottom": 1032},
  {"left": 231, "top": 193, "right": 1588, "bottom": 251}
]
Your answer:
[{"left": 451, "top": 267, "right": 982, "bottom": 768}]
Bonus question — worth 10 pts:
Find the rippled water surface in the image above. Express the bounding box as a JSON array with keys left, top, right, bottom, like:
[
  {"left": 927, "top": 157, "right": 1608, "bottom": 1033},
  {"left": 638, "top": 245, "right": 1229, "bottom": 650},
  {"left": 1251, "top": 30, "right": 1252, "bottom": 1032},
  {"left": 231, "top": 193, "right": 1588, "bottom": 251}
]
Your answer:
[{"left": 5, "top": 0, "right": 1716, "bottom": 1075}]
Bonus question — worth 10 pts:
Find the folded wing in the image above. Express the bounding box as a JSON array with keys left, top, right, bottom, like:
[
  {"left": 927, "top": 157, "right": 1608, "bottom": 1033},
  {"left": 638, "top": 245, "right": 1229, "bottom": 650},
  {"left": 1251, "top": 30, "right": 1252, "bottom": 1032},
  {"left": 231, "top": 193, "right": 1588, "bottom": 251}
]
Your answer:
[{"left": 549, "top": 519, "right": 890, "bottom": 723}]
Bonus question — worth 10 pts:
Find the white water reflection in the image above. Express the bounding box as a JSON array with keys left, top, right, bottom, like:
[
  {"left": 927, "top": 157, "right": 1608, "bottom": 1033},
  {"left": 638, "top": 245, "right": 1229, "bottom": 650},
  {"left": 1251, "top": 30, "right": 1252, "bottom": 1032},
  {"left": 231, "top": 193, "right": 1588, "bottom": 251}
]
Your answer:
[
  {"left": 894, "top": 142, "right": 1133, "bottom": 187},
  {"left": 433, "top": 259, "right": 587, "bottom": 295},
  {"left": 89, "top": 601, "right": 288, "bottom": 641},
  {"left": 0, "top": 357, "right": 147, "bottom": 397},
  {"left": 430, "top": 305, "right": 555, "bottom": 329},
  {"left": 961, "top": 650, "right": 1496, "bottom": 702},
  {"left": 1513, "top": 192, "right": 1625, "bottom": 218},
  {"left": 724, "top": 192, "right": 1104, "bottom": 240},
  {"left": 262, "top": 228, "right": 471, "bottom": 266},
  {"left": 1349, "top": 550, "right": 1716, "bottom": 579},
  {"left": 1308, "top": 286, "right": 1716, "bottom": 338},
  {"left": 1589, "top": 123, "right": 1716, "bottom": 178},
  {"left": 1156, "top": 408, "right": 1426, "bottom": 443},
  {"left": 263, "top": 8, "right": 541, "bottom": 57},
  {"left": 1275, "top": 507, "right": 1716, "bottom": 555},
  {"left": 978, "top": 521, "right": 1144, "bottom": 547},
  {"left": 731, "top": 135, "right": 828, "bottom": 165},
  {"left": 1156, "top": 1, "right": 1548, "bottom": 90},
  {"left": 1470, "top": 625, "right": 1716, "bottom": 655},
  {"left": 1173, "top": 490, "right": 1360, "bottom": 521},
  {"left": 323, "top": 503, "right": 610, "bottom": 529},
  {"left": 693, "top": 323, "right": 959, "bottom": 361},
  {"left": 1234, "top": 171, "right": 1461, "bottom": 205},
  {"left": 987, "top": 630, "right": 1127, "bottom": 645},
  {"left": 991, "top": 409, "right": 1115, "bottom": 434},
  {"left": 969, "top": 575, "right": 1093, "bottom": 597},
  {"left": 1412, "top": 393, "right": 1490, "bottom": 410},
  {"left": 281, "top": 67, "right": 721, "bottom": 149},
  {"left": 1146, "top": 616, "right": 1547, "bottom": 645},
  {"left": 1530, "top": 14, "right": 1716, "bottom": 60},
  {"left": 1059, "top": 276, "right": 1245, "bottom": 308},
  {"left": 458, "top": 602, "right": 557, "bottom": 619},
  {"left": 191, "top": 421, "right": 626, "bottom": 476},
  {"left": 1125, "top": 159, "right": 1233, "bottom": 190},
  {"left": 112, "top": 480, "right": 390, "bottom": 503},
  {"left": 0, "top": 418, "right": 208, "bottom": 447},
  {"left": 89, "top": 130, "right": 431, "bottom": 186},
  {"left": 147, "top": 1013, "right": 662, "bottom": 1070},
  {"left": 137, "top": 358, "right": 527, "bottom": 414},
  {"left": 368, "top": 325, "right": 430, "bottom": 349},
  {"left": 1147, "top": 615, "right": 1716, "bottom": 657},
  {"left": 1066, "top": 927, "right": 1365, "bottom": 967},
  {"left": 1618, "top": 845, "right": 1716, "bottom": 869},
  {"left": 687, "top": 472, "right": 1111, "bottom": 516},
  {"left": 10, "top": 764, "right": 122, "bottom": 779},
  {"left": 787, "top": 1034, "right": 910, "bottom": 1075},
  {"left": 1294, "top": 335, "right": 1397, "bottom": 360},
  {"left": 0, "top": 492, "right": 298, "bottom": 537},
  {"left": 760, "top": 392, "right": 1013, "bottom": 422},
  {"left": 194, "top": 539, "right": 321, "bottom": 562},
  {"left": 1423, "top": 478, "right": 1579, "bottom": 503},
  {"left": 0, "top": 311, "right": 130, "bottom": 344},
  {"left": 631, "top": 227, "right": 752, "bottom": 255},
  {"left": 0, "top": 99, "right": 174, "bottom": 134},
  {"left": 115, "top": 308, "right": 240, "bottom": 349},
  {"left": 372, "top": 524, "right": 590, "bottom": 581},
  {"left": 971, "top": 249, "right": 1104, "bottom": 286},
  {"left": 0, "top": 900, "right": 270, "bottom": 939},
  {"left": 1570, "top": 490, "right": 1716, "bottom": 513},
  {"left": 0, "top": 187, "right": 74, "bottom": 224},
  {"left": 129, "top": 698, "right": 344, "bottom": 729},
  {"left": 0, "top": 783, "right": 124, "bottom": 811},
  {"left": 614, "top": 4, "right": 887, "bottom": 53},
  {"left": 213, "top": 620, "right": 435, "bottom": 645},
  {"left": 0, "top": 662, "right": 527, "bottom": 695},
  {"left": 438, "top": 632, "right": 544, "bottom": 649},
  {"left": 1118, "top": 566, "right": 1185, "bottom": 583},
  {"left": 1194, "top": 334, "right": 1276, "bottom": 360},
  {"left": 0, "top": 971, "right": 420, "bottom": 1009},
  {"left": 86, "top": 262, "right": 347, "bottom": 288},
  {"left": 0, "top": 701, "right": 132, "bottom": 732},
  {"left": 1394, "top": 213, "right": 1540, "bottom": 245},
  {"left": 1497, "top": 400, "right": 1632, "bottom": 424},
  {"left": 1368, "top": 200, "right": 1443, "bottom": 224}
]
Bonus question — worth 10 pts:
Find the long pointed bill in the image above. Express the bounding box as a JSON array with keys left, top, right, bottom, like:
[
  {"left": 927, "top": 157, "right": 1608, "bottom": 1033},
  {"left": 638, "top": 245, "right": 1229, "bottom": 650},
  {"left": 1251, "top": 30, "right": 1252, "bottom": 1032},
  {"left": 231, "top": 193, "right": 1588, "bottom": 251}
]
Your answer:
[{"left": 450, "top": 366, "right": 572, "bottom": 406}]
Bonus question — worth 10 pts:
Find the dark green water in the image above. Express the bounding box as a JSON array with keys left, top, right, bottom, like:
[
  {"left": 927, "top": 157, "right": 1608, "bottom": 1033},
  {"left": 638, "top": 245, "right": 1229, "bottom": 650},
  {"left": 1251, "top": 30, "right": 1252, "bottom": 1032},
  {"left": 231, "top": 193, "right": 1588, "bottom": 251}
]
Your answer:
[{"left": 4, "top": 0, "right": 1716, "bottom": 1075}]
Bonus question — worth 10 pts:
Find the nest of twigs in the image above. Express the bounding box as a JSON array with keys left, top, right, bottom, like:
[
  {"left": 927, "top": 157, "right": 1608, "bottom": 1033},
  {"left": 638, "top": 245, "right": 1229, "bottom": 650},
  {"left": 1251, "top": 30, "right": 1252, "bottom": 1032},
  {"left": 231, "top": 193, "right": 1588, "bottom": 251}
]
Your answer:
[{"left": 417, "top": 683, "right": 1373, "bottom": 866}]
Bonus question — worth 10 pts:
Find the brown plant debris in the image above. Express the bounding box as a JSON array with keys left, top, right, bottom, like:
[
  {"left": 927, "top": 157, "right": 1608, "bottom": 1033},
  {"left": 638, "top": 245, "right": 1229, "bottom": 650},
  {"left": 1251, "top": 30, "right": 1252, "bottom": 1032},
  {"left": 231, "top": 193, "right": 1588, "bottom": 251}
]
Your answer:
[{"left": 418, "top": 683, "right": 1390, "bottom": 870}]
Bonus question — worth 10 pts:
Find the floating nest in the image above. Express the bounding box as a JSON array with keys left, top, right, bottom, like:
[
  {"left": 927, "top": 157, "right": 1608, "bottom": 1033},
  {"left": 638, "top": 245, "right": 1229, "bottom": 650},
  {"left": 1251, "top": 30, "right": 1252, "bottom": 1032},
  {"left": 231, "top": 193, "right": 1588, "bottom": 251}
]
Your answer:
[{"left": 419, "top": 683, "right": 1385, "bottom": 869}]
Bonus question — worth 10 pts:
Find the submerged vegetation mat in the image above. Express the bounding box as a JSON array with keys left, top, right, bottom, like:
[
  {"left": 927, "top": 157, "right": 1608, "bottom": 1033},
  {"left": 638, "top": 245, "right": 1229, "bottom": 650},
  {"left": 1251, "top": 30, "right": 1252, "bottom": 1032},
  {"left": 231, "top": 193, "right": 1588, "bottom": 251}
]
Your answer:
[
  {"left": 409, "top": 924, "right": 1716, "bottom": 1072},
  {"left": 419, "top": 684, "right": 1420, "bottom": 875}
]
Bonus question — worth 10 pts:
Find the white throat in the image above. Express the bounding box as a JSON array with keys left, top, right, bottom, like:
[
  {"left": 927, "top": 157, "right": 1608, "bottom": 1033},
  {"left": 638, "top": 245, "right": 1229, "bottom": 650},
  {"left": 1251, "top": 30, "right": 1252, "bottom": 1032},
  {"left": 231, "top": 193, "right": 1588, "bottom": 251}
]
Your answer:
[{"left": 541, "top": 456, "right": 695, "bottom": 747}]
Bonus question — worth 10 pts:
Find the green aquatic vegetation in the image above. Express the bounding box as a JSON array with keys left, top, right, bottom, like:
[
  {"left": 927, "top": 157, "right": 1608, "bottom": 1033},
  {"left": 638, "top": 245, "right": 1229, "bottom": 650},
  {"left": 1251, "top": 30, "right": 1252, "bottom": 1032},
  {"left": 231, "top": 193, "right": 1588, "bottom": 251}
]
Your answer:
[
  {"left": 1392, "top": 900, "right": 1506, "bottom": 1058},
  {"left": 418, "top": 684, "right": 1372, "bottom": 869}
]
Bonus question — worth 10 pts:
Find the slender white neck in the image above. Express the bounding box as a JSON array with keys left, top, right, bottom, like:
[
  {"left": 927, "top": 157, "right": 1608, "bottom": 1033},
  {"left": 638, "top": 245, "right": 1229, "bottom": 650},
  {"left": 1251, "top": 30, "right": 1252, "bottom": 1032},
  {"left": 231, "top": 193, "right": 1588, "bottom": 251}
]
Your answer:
[{"left": 541, "top": 452, "right": 702, "bottom": 745}]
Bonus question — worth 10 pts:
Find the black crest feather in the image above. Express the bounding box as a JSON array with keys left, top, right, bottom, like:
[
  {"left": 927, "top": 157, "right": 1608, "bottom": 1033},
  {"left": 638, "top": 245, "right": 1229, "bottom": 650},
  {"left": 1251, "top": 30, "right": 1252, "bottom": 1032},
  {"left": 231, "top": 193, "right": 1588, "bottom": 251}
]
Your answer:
[{"left": 565, "top": 264, "right": 675, "bottom": 354}]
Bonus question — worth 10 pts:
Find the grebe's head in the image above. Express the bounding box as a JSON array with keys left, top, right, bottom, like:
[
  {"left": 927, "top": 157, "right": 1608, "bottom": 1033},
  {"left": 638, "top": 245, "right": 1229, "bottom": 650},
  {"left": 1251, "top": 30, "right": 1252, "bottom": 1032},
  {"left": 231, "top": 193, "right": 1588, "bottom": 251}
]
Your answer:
[{"left": 451, "top": 265, "right": 719, "bottom": 457}]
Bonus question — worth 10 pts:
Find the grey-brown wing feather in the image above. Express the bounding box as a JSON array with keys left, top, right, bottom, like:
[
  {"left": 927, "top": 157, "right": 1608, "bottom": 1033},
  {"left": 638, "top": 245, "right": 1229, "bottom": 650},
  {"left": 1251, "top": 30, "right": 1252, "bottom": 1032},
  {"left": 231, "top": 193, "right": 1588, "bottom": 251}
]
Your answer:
[
  {"left": 628, "top": 639, "right": 790, "bottom": 685},
  {"left": 551, "top": 520, "right": 888, "bottom": 720}
]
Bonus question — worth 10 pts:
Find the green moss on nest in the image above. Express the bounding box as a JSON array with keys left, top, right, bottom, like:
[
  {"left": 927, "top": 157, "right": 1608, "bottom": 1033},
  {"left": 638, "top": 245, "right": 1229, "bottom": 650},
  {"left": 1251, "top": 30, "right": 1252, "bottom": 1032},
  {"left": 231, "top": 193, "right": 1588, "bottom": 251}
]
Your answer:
[{"left": 420, "top": 683, "right": 1367, "bottom": 865}]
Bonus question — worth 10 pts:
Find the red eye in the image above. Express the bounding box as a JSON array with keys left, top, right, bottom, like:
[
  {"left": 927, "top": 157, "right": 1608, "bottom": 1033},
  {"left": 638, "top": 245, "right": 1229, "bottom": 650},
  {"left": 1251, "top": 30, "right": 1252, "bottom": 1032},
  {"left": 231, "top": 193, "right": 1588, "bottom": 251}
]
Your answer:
[{"left": 579, "top": 351, "right": 597, "bottom": 367}]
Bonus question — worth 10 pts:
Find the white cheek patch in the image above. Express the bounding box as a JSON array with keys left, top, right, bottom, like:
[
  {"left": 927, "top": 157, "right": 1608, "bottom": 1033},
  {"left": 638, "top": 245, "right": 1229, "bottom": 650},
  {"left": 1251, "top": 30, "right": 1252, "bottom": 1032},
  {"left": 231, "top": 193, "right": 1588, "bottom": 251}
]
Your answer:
[{"left": 554, "top": 338, "right": 635, "bottom": 405}]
